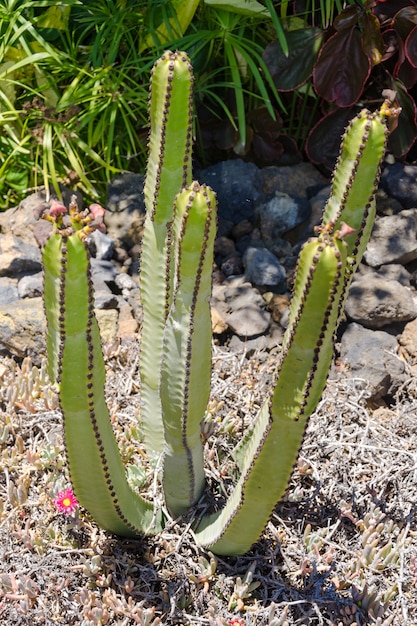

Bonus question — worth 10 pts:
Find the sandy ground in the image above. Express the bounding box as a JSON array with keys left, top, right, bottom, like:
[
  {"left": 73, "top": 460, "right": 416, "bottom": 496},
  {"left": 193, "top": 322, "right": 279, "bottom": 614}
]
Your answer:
[{"left": 0, "top": 341, "right": 416, "bottom": 625}]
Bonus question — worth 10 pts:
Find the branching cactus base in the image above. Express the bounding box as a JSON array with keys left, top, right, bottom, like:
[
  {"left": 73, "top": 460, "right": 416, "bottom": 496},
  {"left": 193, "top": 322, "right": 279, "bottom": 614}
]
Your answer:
[{"left": 41, "top": 51, "right": 399, "bottom": 556}]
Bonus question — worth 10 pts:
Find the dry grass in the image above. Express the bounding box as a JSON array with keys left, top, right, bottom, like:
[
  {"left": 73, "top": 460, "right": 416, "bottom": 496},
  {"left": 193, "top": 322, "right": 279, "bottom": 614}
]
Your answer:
[{"left": 0, "top": 340, "right": 416, "bottom": 626}]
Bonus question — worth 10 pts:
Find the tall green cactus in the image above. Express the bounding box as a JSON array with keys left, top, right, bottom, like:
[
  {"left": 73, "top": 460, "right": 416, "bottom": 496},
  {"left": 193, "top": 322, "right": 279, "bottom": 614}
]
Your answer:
[
  {"left": 140, "top": 51, "right": 193, "bottom": 452},
  {"left": 41, "top": 51, "right": 398, "bottom": 556}
]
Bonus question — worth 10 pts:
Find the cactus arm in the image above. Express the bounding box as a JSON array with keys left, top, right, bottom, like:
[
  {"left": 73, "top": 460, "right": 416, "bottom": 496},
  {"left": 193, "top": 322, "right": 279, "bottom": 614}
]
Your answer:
[
  {"left": 42, "top": 232, "right": 63, "bottom": 384},
  {"left": 160, "top": 183, "right": 217, "bottom": 516},
  {"left": 195, "top": 233, "right": 347, "bottom": 555},
  {"left": 195, "top": 104, "right": 395, "bottom": 556},
  {"left": 321, "top": 106, "right": 390, "bottom": 280},
  {"left": 139, "top": 50, "right": 194, "bottom": 452},
  {"left": 42, "top": 217, "right": 164, "bottom": 537}
]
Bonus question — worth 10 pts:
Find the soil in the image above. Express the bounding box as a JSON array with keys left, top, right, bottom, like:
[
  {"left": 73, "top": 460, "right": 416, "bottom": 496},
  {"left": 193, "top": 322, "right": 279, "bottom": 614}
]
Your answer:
[{"left": 0, "top": 336, "right": 416, "bottom": 626}]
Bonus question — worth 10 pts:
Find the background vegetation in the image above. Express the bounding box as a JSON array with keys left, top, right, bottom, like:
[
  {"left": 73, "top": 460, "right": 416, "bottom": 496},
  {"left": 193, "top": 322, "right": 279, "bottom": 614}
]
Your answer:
[{"left": 0, "top": 0, "right": 416, "bottom": 210}]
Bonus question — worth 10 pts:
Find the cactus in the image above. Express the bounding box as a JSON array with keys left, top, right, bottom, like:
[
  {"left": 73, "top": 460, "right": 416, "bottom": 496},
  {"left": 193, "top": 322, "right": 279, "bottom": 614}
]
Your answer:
[
  {"left": 41, "top": 51, "right": 398, "bottom": 556},
  {"left": 139, "top": 51, "right": 193, "bottom": 452}
]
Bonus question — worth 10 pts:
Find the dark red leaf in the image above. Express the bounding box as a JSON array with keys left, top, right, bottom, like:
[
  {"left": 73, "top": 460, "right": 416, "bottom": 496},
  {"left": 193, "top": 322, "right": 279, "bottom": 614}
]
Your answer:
[
  {"left": 313, "top": 28, "right": 371, "bottom": 107},
  {"left": 273, "top": 134, "right": 302, "bottom": 165},
  {"left": 388, "top": 78, "right": 417, "bottom": 156},
  {"left": 397, "top": 56, "right": 417, "bottom": 87},
  {"left": 262, "top": 28, "right": 323, "bottom": 92},
  {"left": 405, "top": 24, "right": 417, "bottom": 66},
  {"left": 374, "top": 1, "right": 417, "bottom": 24},
  {"left": 305, "top": 107, "right": 357, "bottom": 171},
  {"left": 361, "top": 11, "right": 385, "bottom": 65},
  {"left": 392, "top": 36, "right": 417, "bottom": 88},
  {"left": 333, "top": 5, "right": 360, "bottom": 31},
  {"left": 251, "top": 132, "right": 284, "bottom": 163},
  {"left": 393, "top": 6, "right": 417, "bottom": 39},
  {"left": 381, "top": 28, "right": 399, "bottom": 62},
  {"left": 248, "top": 106, "right": 283, "bottom": 134}
]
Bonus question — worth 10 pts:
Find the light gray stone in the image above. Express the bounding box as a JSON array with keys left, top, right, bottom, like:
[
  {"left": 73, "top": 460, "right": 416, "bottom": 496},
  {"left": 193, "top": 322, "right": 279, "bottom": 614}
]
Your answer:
[
  {"left": 345, "top": 274, "right": 417, "bottom": 328},
  {"left": 339, "top": 323, "right": 405, "bottom": 400},
  {"left": 364, "top": 210, "right": 417, "bottom": 266},
  {"left": 243, "top": 247, "right": 286, "bottom": 289},
  {"left": 0, "top": 277, "right": 19, "bottom": 304},
  {"left": 0, "top": 297, "right": 46, "bottom": 361},
  {"left": 0, "top": 233, "right": 42, "bottom": 277},
  {"left": 18, "top": 273, "right": 43, "bottom": 298}
]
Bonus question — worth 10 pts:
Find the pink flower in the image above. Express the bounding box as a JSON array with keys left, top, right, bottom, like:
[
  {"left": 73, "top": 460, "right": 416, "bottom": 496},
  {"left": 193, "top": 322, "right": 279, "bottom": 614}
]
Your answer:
[
  {"left": 89, "top": 203, "right": 106, "bottom": 219},
  {"left": 228, "top": 620, "right": 244, "bottom": 626},
  {"left": 49, "top": 199, "right": 67, "bottom": 217},
  {"left": 54, "top": 488, "right": 79, "bottom": 514}
]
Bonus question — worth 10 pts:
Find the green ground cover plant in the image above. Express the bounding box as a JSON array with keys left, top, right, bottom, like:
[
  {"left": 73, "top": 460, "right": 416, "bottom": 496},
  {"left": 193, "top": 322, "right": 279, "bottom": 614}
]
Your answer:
[{"left": 0, "top": 0, "right": 285, "bottom": 209}]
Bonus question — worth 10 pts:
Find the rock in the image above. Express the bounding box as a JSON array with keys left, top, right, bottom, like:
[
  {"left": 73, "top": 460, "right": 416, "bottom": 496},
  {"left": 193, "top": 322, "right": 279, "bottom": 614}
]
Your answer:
[
  {"left": 231, "top": 219, "right": 254, "bottom": 240},
  {"left": 227, "top": 306, "right": 271, "bottom": 338},
  {"left": 374, "top": 264, "right": 412, "bottom": 287},
  {"left": 257, "top": 192, "right": 311, "bottom": 241},
  {"left": 356, "top": 263, "right": 412, "bottom": 287},
  {"left": 256, "top": 192, "right": 310, "bottom": 258},
  {"left": 345, "top": 274, "right": 417, "bottom": 328},
  {"left": 224, "top": 281, "right": 265, "bottom": 310},
  {"left": 261, "top": 162, "right": 328, "bottom": 198},
  {"left": 215, "top": 236, "right": 236, "bottom": 260},
  {"left": 105, "top": 173, "right": 146, "bottom": 248},
  {"left": 89, "top": 229, "right": 115, "bottom": 260},
  {"left": 309, "top": 185, "right": 331, "bottom": 231},
  {"left": 265, "top": 293, "right": 290, "bottom": 325},
  {"left": 228, "top": 333, "right": 269, "bottom": 353},
  {"left": 215, "top": 237, "right": 243, "bottom": 276},
  {"left": 198, "top": 159, "right": 262, "bottom": 224},
  {"left": 117, "top": 299, "right": 138, "bottom": 340},
  {"left": 363, "top": 210, "right": 417, "bottom": 267},
  {"left": 380, "top": 163, "right": 417, "bottom": 209},
  {"left": 0, "top": 188, "right": 83, "bottom": 247},
  {"left": 221, "top": 255, "right": 243, "bottom": 277},
  {"left": 115, "top": 272, "right": 138, "bottom": 292},
  {"left": 223, "top": 281, "right": 271, "bottom": 337},
  {"left": 124, "top": 288, "right": 142, "bottom": 327},
  {"left": 375, "top": 188, "right": 405, "bottom": 216},
  {"left": 18, "top": 273, "right": 43, "bottom": 298},
  {"left": 0, "top": 233, "right": 42, "bottom": 277},
  {"left": 95, "top": 309, "right": 119, "bottom": 345},
  {"left": 339, "top": 322, "right": 406, "bottom": 399},
  {"left": 94, "top": 289, "right": 119, "bottom": 310},
  {"left": 243, "top": 247, "right": 287, "bottom": 290},
  {"left": 90, "top": 258, "right": 118, "bottom": 287},
  {"left": 107, "top": 172, "right": 145, "bottom": 213},
  {"left": 211, "top": 307, "right": 228, "bottom": 335},
  {"left": 0, "top": 297, "right": 46, "bottom": 361},
  {"left": 0, "top": 191, "right": 50, "bottom": 246},
  {"left": 0, "top": 277, "right": 19, "bottom": 304},
  {"left": 399, "top": 318, "right": 417, "bottom": 367}
]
